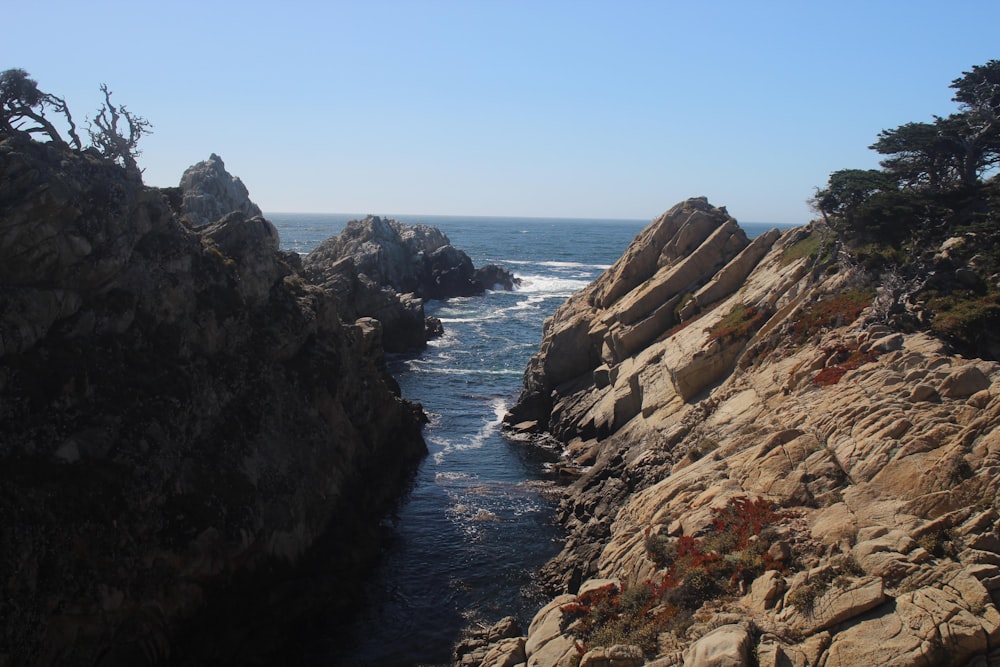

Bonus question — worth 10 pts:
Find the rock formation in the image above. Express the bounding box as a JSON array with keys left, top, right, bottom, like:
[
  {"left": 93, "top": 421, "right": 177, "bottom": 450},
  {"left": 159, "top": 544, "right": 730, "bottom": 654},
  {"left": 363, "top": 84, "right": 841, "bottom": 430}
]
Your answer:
[
  {"left": 178, "top": 153, "right": 263, "bottom": 227},
  {"left": 474, "top": 198, "right": 1000, "bottom": 665},
  {"left": 0, "top": 134, "right": 426, "bottom": 664},
  {"left": 303, "top": 215, "right": 519, "bottom": 351}
]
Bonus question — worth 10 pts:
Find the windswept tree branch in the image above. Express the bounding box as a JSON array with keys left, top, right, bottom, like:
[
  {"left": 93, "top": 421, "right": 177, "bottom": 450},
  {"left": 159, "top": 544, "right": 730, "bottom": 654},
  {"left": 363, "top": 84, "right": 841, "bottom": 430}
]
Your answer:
[
  {"left": 0, "top": 68, "right": 77, "bottom": 147},
  {"left": 87, "top": 83, "right": 152, "bottom": 178}
]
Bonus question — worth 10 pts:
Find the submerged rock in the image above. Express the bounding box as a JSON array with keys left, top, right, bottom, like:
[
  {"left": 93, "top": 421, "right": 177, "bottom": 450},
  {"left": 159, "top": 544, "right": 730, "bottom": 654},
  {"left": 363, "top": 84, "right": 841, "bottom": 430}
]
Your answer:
[{"left": 0, "top": 135, "right": 426, "bottom": 664}]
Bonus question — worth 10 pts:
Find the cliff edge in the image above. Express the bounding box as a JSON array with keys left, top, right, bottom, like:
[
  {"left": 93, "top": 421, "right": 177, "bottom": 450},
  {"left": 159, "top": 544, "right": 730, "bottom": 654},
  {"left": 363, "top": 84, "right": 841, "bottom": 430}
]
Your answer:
[
  {"left": 0, "top": 135, "right": 426, "bottom": 665},
  {"left": 465, "top": 198, "right": 1000, "bottom": 666}
]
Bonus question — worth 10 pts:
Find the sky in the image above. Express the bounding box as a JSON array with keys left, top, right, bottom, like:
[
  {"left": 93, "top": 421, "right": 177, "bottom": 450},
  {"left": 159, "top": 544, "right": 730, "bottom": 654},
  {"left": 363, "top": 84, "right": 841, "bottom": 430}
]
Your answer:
[{"left": 4, "top": 1, "right": 999, "bottom": 224}]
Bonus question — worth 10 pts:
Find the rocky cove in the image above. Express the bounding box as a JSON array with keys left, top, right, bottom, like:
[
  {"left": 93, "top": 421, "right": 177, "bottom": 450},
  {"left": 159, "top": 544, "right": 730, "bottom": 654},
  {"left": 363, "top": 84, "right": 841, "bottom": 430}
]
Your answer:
[
  {"left": 4, "top": 130, "right": 1000, "bottom": 667},
  {"left": 0, "top": 137, "right": 519, "bottom": 664}
]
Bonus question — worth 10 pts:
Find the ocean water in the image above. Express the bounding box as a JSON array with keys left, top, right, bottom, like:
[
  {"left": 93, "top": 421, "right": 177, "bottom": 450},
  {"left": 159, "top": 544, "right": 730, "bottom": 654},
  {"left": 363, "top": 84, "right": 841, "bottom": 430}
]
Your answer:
[{"left": 267, "top": 212, "right": 788, "bottom": 666}]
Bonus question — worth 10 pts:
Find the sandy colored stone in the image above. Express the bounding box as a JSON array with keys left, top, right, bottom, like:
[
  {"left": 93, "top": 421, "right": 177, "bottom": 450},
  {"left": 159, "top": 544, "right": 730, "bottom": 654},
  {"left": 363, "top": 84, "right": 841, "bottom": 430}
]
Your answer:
[
  {"left": 579, "top": 644, "right": 644, "bottom": 667},
  {"left": 683, "top": 624, "right": 752, "bottom": 667}
]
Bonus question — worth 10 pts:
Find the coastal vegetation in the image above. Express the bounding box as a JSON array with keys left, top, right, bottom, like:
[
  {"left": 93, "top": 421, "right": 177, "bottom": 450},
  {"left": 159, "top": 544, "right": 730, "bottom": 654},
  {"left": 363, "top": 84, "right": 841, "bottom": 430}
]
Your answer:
[
  {"left": 810, "top": 59, "right": 1000, "bottom": 358},
  {"left": 0, "top": 68, "right": 150, "bottom": 177},
  {"left": 563, "top": 496, "right": 783, "bottom": 658}
]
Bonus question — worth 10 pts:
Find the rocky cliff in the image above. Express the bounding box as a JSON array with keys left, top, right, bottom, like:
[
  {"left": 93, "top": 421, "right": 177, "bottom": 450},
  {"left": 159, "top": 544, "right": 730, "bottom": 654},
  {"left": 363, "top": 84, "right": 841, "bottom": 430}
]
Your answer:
[
  {"left": 303, "top": 215, "right": 519, "bottom": 351},
  {"left": 0, "top": 134, "right": 426, "bottom": 665},
  {"left": 465, "top": 198, "right": 1000, "bottom": 666}
]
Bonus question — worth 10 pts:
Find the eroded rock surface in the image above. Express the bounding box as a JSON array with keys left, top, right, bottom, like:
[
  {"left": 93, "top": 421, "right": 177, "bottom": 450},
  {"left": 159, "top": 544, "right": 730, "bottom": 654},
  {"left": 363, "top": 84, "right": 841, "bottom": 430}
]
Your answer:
[
  {"left": 468, "top": 197, "right": 1000, "bottom": 665},
  {"left": 303, "top": 215, "right": 518, "bottom": 351},
  {"left": 178, "top": 152, "right": 263, "bottom": 227},
  {"left": 0, "top": 135, "right": 426, "bottom": 664}
]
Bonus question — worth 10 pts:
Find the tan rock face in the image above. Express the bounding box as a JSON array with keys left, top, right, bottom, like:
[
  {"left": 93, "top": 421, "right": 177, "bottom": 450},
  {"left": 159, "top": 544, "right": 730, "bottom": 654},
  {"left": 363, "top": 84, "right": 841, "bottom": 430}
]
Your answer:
[{"left": 485, "top": 198, "right": 1000, "bottom": 667}]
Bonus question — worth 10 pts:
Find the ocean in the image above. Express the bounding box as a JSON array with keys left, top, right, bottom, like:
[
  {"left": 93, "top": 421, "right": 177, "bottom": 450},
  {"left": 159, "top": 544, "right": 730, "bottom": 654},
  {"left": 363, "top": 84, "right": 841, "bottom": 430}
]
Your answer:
[{"left": 267, "top": 212, "right": 790, "bottom": 666}]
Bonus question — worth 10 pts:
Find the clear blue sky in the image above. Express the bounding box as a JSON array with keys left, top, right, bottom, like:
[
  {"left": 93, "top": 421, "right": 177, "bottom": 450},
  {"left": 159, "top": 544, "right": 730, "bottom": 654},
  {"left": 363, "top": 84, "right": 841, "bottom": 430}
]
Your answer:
[{"left": 5, "top": 1, "right": 999, "bottom": 223}]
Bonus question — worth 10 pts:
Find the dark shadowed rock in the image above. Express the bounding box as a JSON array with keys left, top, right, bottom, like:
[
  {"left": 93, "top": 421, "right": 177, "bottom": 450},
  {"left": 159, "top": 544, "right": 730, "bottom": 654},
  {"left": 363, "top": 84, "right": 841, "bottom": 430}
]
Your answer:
[
  {"left": 475, "top": 264, "right": 521, "bottom": 292},
  {"left": 0, "top": 135, "right": 426, "bottom": 665}
]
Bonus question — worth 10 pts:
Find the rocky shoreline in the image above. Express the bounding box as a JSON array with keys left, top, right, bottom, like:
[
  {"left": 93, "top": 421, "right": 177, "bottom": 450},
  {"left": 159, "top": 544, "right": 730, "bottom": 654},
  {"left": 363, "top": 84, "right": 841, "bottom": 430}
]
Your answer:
[{"left": 461, "top": 198, "right": 1000, "bottom": 666}]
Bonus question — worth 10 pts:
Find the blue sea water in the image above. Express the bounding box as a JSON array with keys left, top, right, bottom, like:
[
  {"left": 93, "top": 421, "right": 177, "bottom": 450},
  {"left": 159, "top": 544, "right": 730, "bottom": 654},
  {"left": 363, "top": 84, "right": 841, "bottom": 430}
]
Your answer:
[{"left": 267, "top": 212, "right": 790, "bottom": 666}]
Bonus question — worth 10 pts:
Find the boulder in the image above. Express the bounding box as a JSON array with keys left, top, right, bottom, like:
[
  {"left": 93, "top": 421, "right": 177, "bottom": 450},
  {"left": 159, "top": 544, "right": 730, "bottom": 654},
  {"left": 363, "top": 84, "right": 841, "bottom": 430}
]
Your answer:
[
  {"left": 823, "top": 587, "right": 994, "bottom": 667},
  {"left": 939, "top": 364, "right": 991, "bottom": 399},
  {"left": 783, "top": 576, "right": 886, "bottom": 635},
  {"left": 683, "top": 624, "right": 753, "bottom": 667},
  {"left": 579, "top": 643, "right": 645, "bottom": 667},
  {"left": 523, "top": 594, "right": 581, "bottom": 666}
]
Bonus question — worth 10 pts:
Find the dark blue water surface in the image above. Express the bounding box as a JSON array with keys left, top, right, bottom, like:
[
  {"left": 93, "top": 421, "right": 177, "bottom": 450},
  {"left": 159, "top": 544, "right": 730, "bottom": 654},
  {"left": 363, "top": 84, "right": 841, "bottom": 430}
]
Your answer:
[{"left": 268, "top": 213, "right": 787, "bottom": 666}]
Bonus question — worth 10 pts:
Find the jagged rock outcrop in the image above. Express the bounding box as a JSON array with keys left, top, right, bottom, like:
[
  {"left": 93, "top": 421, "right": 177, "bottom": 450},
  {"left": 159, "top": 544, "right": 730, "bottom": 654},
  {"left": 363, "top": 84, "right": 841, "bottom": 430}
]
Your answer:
[
  {"left": 476, "top": 197, "right": 1000, "bottom": 666},
  {"left": 178, "top": 153, "right": 263, "bottom": 227},
  {"left": 0, "top": 134, "right": 426, "bottom": 665},
  {"left": 303, "top": 215, "right": 518, "bottom": 351}
]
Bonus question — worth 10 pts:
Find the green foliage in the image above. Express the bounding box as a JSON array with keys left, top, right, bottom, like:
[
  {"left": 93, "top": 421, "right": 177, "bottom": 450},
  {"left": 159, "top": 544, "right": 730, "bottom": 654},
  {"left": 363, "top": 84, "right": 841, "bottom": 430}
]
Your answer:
[
  {"left": 780, "top": 229, "right": 825, "bottom": 266},
  {"left": 811, "top": 60, "right": 1000, "bottom": 264},
  {"left": 644, "top": 530, "right": 674, "bottom": 567},
  {"left": 810, "top": 169, "right": 895, "bottom": 224},
  {"left": 574, "top": 497, "right": 785, "bottom": 655},
  {"left": 925, "top": 290, "right": 1000, "bottom": 347},
  {"left": 707, "top": 304, "right": 769, "bottom": 343},
  {"left": 564, "top": 583, "right": 675, "bottom": 657},
  {"left": 916, "top": 528, "right": 961, "bottom": 560},
  {"left": 790, "top": 289, "right": 874, "bottom": 342}
]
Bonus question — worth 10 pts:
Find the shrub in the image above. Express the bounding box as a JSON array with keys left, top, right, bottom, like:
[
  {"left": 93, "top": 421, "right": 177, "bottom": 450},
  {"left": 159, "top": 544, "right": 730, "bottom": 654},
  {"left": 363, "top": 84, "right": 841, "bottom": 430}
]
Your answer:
[
  {"left": 780, "top": 230, "right": 823, "bottom": 266},
  {"left": 574, "top": 496, "right": 786, "bottom": 655},
  {"left": 925, "top": 290, "right": 1000, "bottom": 346},
  {"left": 791, "top": 289, "right": 874, "bottom": 343},
  {"left": 708, "top": 304, "right": 769, "bottom": 343},
  {"left": 564, "top": 582, "right": 675, "bottom": 657},
  {"left": 787, "top": 555, "right": 865, "bottom": 615},
  {"left": 811, "top": 344, "right": 880, "bottom": 386}
]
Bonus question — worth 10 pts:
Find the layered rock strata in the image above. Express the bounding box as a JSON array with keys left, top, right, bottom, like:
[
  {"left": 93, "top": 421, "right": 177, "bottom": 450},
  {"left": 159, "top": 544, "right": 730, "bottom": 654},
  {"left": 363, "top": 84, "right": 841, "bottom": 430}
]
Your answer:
[
  {"left": 0, "top": 134, "right": 426, "bottom": 664},
  {"left": 484, "top": 198, "right": 1000, "bottom": 665},
  {"left": 304, "top": 215, "right": 519, "bottom": 351}
]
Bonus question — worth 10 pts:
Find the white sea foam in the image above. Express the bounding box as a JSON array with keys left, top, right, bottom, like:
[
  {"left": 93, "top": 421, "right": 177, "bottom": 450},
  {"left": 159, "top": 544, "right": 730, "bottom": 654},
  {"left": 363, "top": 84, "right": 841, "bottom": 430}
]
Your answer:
[
  {"left": 435, "top": 471, "right": 475, "bottom": 482},
  {"left": 432, "top": 398, "right": 507, "bottom": 465},
  {"left": 427, "top": 368, "right": 521, "bottom": 376},
  {"left": 502, "top": 259, "right": 609, "bottom": 271},
  {"left": 515, "top": 274, "right": 591, "bottom": 295}
]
